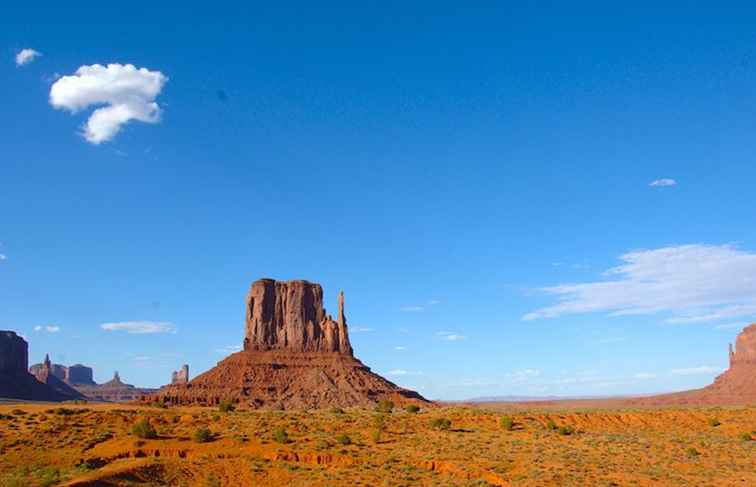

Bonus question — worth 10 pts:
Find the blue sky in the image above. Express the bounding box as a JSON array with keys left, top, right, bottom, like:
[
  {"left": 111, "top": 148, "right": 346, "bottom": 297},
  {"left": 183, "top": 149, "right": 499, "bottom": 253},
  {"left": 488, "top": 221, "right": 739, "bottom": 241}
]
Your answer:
[{"left": 2, "top": 2, "right": 756, "bottom": 399}]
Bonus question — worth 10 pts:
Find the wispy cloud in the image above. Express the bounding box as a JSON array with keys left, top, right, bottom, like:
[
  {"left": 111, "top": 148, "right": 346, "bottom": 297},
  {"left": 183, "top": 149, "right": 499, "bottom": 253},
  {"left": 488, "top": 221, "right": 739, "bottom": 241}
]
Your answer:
[
  {"left": 388, "top": 369, "right": 408, "bottom": 376},
  {"left": 215, "top": 344, "right": 242, "bottom": 354},
  {"left": 714, "top": 322, "right": 747, "bottom": 330},
  {"left": 350, "top": 326, "right": 374, "bottom": 333},
  {"left": 101, "top": 321, "right": 175, "bottom": 334},
  {"left": 505, "top": 369, "right": 541, "bottom": 384},
  {"left": 649, "top": 178, "right": 677, "bottom": 187},
  {"left": 400, "top": 305, "right": 424, "bottom": 312},
  {"left": 670, "top": 366, "right": 723, "bottom": 376},
  {"left": 633, "top": 372, "right": 657, "bottom": 380},
  {"left": 15, "top": 48, "right": 41, "bottom": 66},
  {"left": 428, "top": 299, "right": 441, "bottom": 305},
  {"left": 394, "top": 346, "right": 406, "bottom": 351},
  {"left": 437, "top": 331, "right": 466, "bottom": 341},
  {"left": 523, "top": 244, "right": 756, "bottom": 323},
  {"left": 0, "top": 254, "right": 6, "bottom": 261},
  {"left": 49, "top": 63, "right": 168, "bottom": 144},
  {"left": 34, "top": 325, "right": 60, "bottom": 333}
]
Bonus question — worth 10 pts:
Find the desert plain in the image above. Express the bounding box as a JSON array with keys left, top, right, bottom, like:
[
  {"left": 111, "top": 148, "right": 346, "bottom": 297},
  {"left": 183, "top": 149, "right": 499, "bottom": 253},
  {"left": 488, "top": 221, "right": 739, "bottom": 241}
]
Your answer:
[{"left": 1, "top": 400, "right": 755, "bottom": 487}]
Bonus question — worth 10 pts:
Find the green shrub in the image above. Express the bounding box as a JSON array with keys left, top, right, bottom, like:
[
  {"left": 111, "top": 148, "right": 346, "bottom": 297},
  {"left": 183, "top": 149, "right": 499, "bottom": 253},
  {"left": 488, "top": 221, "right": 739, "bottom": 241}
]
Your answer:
[
  {"left": 431, "top": 418, "right": 452, "bottom": 431},
  {"left": 315, "top": 439, "right": 330, "bottom": 450},
  {"left": 212, "top": 414, "right": 221, "bottom": 422},
  {"left": 336, "top": 433, "right": 352, "bottom": 445},
  {"left": 404, "top": 404, "right": 420, "bottom": 414},
  {"left": 500, "top": 416, "right": 514, "bottom": 431},
  {"left": 273, "top": 428, "right": 290, "bottom": 444},
  {"left": 546, "top": 419, "right": 558, "bottom": 430},
  {"left": 329, "top": 407, "right": 345, "bottom": 415},
  {"left": 371, "top": 429, "right": 382, "bottom": 443},
  {"left": 707, "top": 417, "right": 721, "bottom": 427},
  {"left": 131, "top": 419, "right": 157, "bottom": 439},
  {"left": 204, "top": 473, "right": 221, "bottom": 487},
  {"left": 740, "top": 432, "right": 753, "bottom": 441},
  {"left": 150, "top": 401, "right": 167, "bottom": 409},
  {"left": 686, "top": 447, "right": 700, "bottom": 457},
  {"left": 218, "top": 400, "right": 236, "bottom": 413},
  {"left": 557, "top": 425, "right": 574, "bottom": 436},
  {"left": 193, "top": 427, "right": 213, "bottom": 443},
  {"left": 375, "top": 399, "right": 394, "bottom": 414},
  {"left": 11, "top": 409, "right": 26, "bottom": 416}
]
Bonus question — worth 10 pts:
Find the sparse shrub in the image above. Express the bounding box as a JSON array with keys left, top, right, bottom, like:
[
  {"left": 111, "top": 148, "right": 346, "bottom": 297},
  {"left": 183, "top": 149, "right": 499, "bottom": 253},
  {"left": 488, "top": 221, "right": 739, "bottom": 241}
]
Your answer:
[
  {"left": 371, "top": 429, "right": 382, "bottom": 443},
  {"left": 316, "top": 439, "right": 330, "bottom": 450},
  {"left": 273, "top": 428, "right": 290, "bottom": 444},
  {"left": 11, "top": 409, "right": 26, "bottom": 416},
  {"left": 204, "top": 473, "right": 221, "bottom": 487},
  {"left": 150, "top": 401, "right": 167, "bottom": 409},
  {"left": 193, "top": 427, "right": 213, "bottom": 443},
  {"left": 546, "top": 419, "right": 558, "bottom": 431},
  {"left": 707, "top": 417, "right": 721, "bottom": 427},
  {"left": 558, "top": 425, "right": 574, "bottom": 436},
  {"left": 500, "top": 416, "right": 514, "bottom": 431},
  {"left": 218, "top": 400, "right": 236, "bottom": 413},
  {"left": 404, "top": 404, "right": 420, "bottom": 414},
  {"left": 336, "top": 433, "right": 352, "bottom": 445},
  {"left": 34, "top": 467, "right": 60, "bottom": 487},
  {"left": 740, "top": 432, "right": 753, "bottom": 441},
  {"left": 686, "top": 447, "right": 700, "bottom": 457},
  {"left": 431, "top": 418, "right": 452, "bottom": 431},
  {"left": 329, "top": 407, "right": 345, "bottom": 415},
  {"left": 212, "top": 414, "right": 221, "bottom": 422},
  {"left": 375, "top": 399, "right": 394, "bottom": 414},
  {"left": 131, "top": 419, "right": 157, "bottom": 439}
]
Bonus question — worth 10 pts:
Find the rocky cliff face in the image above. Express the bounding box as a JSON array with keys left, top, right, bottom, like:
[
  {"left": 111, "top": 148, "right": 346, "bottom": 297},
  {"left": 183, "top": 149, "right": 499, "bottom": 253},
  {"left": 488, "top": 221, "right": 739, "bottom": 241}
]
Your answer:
[
  {"left": 244, "top": 279, "right": 352, "bottom": 355},
  {"left": 630, "top": 323, "right": 756, "bottom": 406},
  {"left": 0, "top": 334, "right": 81, "bottom": 401},
  {"left": 150, "top": 278, "right": 427, "bottom": 409},
  {"left": 0, "top": 330, "right": 28, "bottom": 374}
]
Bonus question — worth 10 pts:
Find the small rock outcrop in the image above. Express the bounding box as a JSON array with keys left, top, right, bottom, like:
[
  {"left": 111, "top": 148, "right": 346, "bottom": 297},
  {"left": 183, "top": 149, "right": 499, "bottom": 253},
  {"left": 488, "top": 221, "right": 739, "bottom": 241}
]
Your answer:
[
  {"left": 74, "top": 371, "right": 157, "bottom": 402},
  {"left": 171, "top": 364, "right": 189, "bottom": 384},
  {"left": 150, "top": 278, "right": 428, "bottom": 409},
  {"left": 0, "top": 332, "right": 81, "bottom": 401}
]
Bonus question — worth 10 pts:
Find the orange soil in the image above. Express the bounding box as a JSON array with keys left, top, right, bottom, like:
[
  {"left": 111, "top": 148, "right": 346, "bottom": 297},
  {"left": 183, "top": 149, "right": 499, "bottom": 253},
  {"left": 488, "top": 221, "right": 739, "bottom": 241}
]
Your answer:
[{"left": 1, "top": 402, "right": 755, "bottom": 486}]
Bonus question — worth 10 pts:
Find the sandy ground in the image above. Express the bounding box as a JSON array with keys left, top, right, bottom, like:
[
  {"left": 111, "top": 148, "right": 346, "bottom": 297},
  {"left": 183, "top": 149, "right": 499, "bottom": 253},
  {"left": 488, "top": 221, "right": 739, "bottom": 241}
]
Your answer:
[{"left": 0, "top": 401, "right": 755, "bottom": 486}]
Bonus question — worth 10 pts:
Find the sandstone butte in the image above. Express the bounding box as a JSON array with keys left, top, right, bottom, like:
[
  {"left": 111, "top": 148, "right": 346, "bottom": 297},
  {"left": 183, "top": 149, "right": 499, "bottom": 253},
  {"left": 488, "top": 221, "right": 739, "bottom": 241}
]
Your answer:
[
  {"left": 628, "top": 322, "right": 756, "bottom": 406},
  {"left": 0, "top": 331, "right": 81, "bottom": 401},
  {"left": 149, "top": 278, "right": 428, "bottom": 409}
]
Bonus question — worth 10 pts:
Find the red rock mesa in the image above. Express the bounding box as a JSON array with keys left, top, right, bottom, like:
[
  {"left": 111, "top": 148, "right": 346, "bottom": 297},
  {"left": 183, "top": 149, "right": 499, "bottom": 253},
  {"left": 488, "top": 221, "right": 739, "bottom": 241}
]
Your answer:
[{"left": 150, "top": 279, "right": 428, "bottom": 409}]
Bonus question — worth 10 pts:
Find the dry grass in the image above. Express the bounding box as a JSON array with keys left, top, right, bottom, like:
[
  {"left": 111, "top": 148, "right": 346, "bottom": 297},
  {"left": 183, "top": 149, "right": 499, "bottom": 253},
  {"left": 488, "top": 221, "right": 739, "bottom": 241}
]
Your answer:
[{"left": 0, "top": 402, "right": 755, "bottom": 486}]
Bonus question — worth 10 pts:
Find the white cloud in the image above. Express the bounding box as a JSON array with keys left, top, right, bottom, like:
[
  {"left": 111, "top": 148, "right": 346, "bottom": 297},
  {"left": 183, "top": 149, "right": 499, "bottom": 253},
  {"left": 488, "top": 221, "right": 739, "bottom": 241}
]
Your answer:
[
  {"left": 388, "top": 369, "right": 408, "bottom": 376},
  {"left": 0, "top": 254, "right": 6, "bottom": 261},
  {"left": 101, "top": 321, "right": 175, "bottom": 334},
  {"left": 523, "top": 244, "right": 756, "bottom": 323},
  {"left": 649, "top": 178, "right": 677, "bottom": 187},
  {"left": 400, "top": 305, "right": 424, "bottom": 312},
  {"left": 49, "top": 63, "right": 167, "bottom": 144},
  {"left": 437, "top": 331, "right": 466, "bottom": 341},
  {"left": 215, "top": 344, "right": 242, "bottom": 354},
  {"left": 633, "top": 372, "right": 657, "bottom": 380},
  {"left": 670, "top": 366, "right": 723, "bottom": 376},
  {"left": 34, "top": 325, "right": 60, "bottom": 333},
  {"left": 394, "top": 346, "right": 406, "bottom": 351},
  {"left": 16, "top": 48, "right": 41, "bottom": 66}
]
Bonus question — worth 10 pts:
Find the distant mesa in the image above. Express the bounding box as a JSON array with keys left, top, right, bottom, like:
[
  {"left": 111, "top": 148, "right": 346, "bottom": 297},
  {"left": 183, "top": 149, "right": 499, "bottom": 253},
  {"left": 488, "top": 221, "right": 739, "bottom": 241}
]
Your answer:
[
  {"left": 150, "top": 278, "right": 428, "bottom": 409},
  {"left": 630, "top": 323, "right": 756, "bottom": 406},
  {"left": 28, "top": 358, "right": 157, "bottom": 402},
  {"left": 0, "top": 331, "right": 81, "bottom": 401},
  {"left": 171, "top": 364, "right": 189, "bottom": 385}
]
